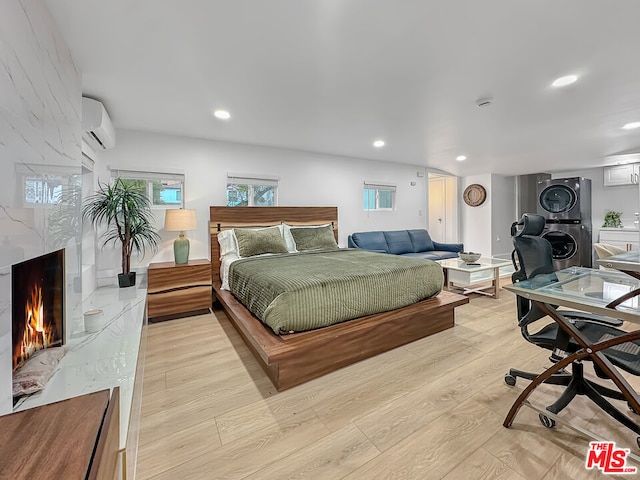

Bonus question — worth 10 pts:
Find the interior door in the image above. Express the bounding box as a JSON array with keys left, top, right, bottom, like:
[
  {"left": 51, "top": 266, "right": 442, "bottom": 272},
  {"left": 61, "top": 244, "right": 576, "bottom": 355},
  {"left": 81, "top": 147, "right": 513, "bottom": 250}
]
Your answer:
[{"left": 428, "top": 176, "right": 446, "bottom": 242}]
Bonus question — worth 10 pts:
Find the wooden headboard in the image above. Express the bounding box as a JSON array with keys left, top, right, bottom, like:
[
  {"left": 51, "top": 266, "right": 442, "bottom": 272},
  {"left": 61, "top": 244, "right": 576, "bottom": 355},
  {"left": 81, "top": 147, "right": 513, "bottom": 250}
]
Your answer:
[{"left": 209, "top": 206, "right": 339, "bottom": 284}]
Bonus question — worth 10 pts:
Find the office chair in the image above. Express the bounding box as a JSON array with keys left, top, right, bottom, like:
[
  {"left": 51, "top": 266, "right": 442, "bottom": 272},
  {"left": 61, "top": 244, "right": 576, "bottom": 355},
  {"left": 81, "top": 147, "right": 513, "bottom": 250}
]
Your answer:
[{"left": 505, "top": 213, "right": 640, "bottom": 438}]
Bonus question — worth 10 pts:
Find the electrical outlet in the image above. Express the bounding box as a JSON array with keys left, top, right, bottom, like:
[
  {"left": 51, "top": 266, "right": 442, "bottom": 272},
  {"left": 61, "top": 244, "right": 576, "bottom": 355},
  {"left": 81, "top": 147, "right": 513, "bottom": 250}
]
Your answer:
[{"left": 418, "top": 209, "right": 422, "bottom": 216}]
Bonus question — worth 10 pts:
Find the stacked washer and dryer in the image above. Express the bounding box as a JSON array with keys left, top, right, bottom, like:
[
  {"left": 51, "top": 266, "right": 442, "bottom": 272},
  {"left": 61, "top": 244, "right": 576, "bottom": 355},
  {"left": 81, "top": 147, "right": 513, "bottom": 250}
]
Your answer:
[{"left": 536, "top": 177, "right": 592, "bottom": 269}]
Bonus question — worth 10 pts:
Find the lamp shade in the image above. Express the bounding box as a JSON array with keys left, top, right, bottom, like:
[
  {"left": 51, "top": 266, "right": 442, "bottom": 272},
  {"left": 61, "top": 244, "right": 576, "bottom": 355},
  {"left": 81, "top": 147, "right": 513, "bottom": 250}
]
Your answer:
[{"left": 164, "top": 209, "right": 197, "bottom": 232}]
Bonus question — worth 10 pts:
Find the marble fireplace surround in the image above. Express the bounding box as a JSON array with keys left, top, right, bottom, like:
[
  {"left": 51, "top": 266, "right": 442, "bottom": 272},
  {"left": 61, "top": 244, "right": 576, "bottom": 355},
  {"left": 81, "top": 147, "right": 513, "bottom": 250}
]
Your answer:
[{"left": 13, "top": 283, "right": 148, "bottom": 478}]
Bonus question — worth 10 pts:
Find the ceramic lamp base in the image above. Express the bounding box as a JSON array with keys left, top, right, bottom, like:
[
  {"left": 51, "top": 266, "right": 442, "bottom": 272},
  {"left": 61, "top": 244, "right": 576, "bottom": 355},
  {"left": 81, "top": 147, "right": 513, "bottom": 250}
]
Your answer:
[{"left": 174, "top": 233, "right": 190, "bottom": 264}]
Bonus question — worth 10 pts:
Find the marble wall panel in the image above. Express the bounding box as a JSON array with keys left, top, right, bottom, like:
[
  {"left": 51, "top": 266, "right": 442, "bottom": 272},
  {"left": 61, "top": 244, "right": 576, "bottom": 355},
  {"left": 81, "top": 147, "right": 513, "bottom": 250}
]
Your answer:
[{"left": 0, "top": 0, "right": 81, "bottom": 415}]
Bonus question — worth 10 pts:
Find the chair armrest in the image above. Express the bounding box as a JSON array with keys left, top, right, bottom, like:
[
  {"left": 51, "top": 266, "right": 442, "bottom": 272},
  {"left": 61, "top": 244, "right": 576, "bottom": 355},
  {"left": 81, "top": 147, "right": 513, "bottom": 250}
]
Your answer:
[
  {"left": 346, "top": 237, "right": 387, "bottom": 254},
  {"left": 432, "top": 241, "right": 464, "bottom": 253},
  {"left": 559, "top": 310, "right": 623, "bottom": 327}
]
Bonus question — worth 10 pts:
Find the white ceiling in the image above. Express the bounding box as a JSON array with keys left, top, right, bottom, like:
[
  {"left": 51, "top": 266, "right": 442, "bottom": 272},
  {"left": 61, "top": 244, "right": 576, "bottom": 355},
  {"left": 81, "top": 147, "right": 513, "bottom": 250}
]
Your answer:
[{"left": 44, "top": 0, "right": 640, "bottom": 176}]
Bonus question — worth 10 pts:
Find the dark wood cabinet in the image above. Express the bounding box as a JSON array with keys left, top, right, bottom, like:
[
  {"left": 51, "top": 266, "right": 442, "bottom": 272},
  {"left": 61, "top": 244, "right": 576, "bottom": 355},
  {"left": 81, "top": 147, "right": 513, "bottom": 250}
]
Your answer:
[
  {"left": 147, "top": 259, "right": 212, "bottom": 319},
  {"left": 0, "top": 388, "right": 120, "bottom": 480}
]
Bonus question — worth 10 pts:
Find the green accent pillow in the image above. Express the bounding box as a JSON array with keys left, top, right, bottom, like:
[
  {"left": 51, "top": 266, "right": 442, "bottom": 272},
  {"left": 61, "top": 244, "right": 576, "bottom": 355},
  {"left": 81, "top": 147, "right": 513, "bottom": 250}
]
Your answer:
[
  {"left": 234, "top": 227, "right": 288, "bottom": 257},
  {"left": 290, "top": 225, "right": 338, "bottom": 251}
]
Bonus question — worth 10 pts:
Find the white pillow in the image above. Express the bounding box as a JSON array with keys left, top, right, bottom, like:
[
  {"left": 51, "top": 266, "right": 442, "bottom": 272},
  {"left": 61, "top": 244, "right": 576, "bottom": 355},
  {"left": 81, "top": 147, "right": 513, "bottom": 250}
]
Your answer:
[{"left": 217, "top": 229, "right": 238, "bottom": 257}]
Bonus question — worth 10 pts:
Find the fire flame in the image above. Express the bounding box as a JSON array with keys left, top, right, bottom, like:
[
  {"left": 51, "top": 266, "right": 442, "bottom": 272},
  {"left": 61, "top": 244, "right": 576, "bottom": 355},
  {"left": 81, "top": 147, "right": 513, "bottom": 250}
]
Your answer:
[{"left": 17, "top": 284, "right": 54, "bottom": 367}]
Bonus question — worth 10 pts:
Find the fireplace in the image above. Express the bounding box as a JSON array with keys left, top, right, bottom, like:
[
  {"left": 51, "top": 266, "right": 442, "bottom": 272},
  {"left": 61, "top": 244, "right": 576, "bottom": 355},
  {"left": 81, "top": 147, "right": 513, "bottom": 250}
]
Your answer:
[{"left": 11, "top": 249, "right": 65, "bottom": 371}]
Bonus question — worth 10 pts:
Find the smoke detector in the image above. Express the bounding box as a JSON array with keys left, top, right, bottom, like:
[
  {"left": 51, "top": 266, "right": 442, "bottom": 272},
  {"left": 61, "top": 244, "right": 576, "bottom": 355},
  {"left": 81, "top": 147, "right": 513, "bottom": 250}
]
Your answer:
[{"left": 476, "top": 97, "right": 493, "bottom": 108}]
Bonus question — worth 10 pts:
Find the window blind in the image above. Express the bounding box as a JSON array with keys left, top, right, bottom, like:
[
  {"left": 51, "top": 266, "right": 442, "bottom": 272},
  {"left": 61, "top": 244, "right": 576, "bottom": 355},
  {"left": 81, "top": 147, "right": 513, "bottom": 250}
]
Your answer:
[
  {"left": 227, "top": 173, "right": 279, "bottom": 186},
  {"left": 110, "top": 169, "right": 184, "bottom": 182},
  {"left": 363, "top": 181, "right": 396, "bottom": 191}
]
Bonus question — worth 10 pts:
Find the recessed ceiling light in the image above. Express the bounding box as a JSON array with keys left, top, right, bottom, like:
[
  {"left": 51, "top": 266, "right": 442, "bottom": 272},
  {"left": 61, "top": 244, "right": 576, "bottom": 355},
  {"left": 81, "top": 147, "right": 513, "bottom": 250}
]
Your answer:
[
  {"left": 373, "top": 140, "right": 385, "bottom": 148},
  {"left": 456, "top": 155, "right": 467, "bottom": 161},
  {"left": 214, "top": 110, "right": 231, "bottom": 120},
  {"left": 552, "top": 75, "right": 578, "bottom": 88},
  {"left": 622, "top": 122, "right": 640, "bottom": 130}
]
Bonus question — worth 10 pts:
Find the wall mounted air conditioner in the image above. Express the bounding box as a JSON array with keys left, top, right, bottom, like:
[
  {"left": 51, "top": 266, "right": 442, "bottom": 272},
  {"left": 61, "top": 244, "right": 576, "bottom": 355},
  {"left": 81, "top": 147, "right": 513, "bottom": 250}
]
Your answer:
[{"left": 82, "top": 97, "right": 115, "bottom": 150}]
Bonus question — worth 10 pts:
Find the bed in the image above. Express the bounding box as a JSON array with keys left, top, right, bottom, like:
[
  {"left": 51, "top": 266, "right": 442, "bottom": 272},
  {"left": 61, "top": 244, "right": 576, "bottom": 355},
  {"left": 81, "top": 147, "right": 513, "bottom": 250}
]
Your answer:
[{"left": 210, "top": 206, "right": 469, "bottom": 391}]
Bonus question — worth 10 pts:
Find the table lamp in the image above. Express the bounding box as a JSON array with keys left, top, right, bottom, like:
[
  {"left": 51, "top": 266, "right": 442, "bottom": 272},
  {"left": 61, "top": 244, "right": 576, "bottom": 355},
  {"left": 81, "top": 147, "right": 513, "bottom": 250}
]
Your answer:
[{"left": 164, "top": 209, "right": 197, "bottom": 264}]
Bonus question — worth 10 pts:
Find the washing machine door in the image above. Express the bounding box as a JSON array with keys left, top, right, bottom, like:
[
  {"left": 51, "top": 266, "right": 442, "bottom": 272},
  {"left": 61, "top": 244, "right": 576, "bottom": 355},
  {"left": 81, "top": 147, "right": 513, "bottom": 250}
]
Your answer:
[
  {"left": 542, "top": 231, "right": 577, "bottom": 260},
  {"left": 539, "top": 185, "right": 577, "bottom": 215}
]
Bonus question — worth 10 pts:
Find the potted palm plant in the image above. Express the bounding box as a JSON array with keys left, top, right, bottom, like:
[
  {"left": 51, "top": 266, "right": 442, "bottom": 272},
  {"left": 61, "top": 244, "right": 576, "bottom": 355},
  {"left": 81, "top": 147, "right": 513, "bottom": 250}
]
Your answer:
[{"left": 82, "top": 178, "right": 160, "bottom": 287}]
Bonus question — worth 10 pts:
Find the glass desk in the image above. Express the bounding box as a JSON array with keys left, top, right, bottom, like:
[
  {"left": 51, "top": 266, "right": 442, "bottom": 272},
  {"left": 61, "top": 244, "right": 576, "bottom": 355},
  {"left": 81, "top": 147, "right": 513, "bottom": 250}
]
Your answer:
[
  {"left": 505, "top": 267, "right": 640, "bottom": 322},
  {"left": 503, "top": 267, "right": 640, "bottom": 448},
  {"left": 597, "top": 250, "right": 640, "bottom": 273},
  {"left": 597, "top": 251, "right": 640, "bottom": 308}
]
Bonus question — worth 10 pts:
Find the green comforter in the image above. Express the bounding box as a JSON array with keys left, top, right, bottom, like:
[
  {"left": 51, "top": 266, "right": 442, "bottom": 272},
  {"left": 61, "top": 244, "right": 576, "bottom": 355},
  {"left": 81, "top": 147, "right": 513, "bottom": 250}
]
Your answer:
[{"left": 229, "top": 249, "right": 443, "bottom": 334}]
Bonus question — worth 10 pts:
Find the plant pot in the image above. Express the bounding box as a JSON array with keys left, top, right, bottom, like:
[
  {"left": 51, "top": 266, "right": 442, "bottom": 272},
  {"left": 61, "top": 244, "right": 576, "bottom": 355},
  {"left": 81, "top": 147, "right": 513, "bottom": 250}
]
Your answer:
[{"left": 118, "top": 272, "right": 136, "bottom": 288}]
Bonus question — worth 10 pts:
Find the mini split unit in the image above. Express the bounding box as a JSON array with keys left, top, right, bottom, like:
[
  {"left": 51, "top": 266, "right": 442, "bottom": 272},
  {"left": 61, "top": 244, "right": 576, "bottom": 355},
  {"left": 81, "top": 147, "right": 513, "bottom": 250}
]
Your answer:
[{"left": 82, "top": 97, "right": 115, "bottom": 150}]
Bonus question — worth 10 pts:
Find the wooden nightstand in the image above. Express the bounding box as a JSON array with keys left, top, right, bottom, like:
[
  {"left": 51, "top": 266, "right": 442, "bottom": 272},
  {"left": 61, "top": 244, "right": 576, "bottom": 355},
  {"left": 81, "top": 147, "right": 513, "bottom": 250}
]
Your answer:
[{"left": 147, "top": 259, "right": 212, "bottom": 320}]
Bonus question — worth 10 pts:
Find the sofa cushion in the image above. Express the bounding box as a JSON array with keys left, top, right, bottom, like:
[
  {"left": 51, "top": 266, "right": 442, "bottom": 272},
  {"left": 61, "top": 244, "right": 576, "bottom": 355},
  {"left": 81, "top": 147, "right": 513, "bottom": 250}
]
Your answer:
[
  {"left": 350, "top": 231, "right": 388, "bottom": 253},
  {"left": 407, "top": 229, "right": 435, "bottom": 253},
  {"left": 402, "top": 250, "right": 459, "bottom": 261},
  {"left": 402, "top": 252, "right": 442, "bottom": 261},
  {"left": 429, "top": 250, "right": 460, "bottom": 260},
  {"left": 383, "top": 231, "right": 414, "bottom": 255}
]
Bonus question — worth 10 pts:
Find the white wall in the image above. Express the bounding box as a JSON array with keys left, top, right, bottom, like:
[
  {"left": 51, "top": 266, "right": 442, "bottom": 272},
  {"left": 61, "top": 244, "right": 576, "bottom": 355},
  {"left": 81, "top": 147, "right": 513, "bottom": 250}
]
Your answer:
[
  {"left": 0, "top": 0, "right": 81, "bottom": 415},
  {"left": 95, "top": 130, "right": 429, "bottom": 276},
  {"left": 461, "top": 174, "right": 516, "bottom": 257},
  {"left": 461, "top": 174, "right": 493, "bottom": 255}
]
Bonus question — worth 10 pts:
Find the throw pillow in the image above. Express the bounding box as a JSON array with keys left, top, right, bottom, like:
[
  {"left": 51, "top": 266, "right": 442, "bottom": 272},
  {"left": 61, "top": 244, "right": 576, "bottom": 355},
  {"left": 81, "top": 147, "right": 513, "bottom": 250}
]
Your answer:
[
  {"left": 290, "top": 224, "right": 338, "bottom": 251},
  {"left": 234, "top": 227, "right": 288, "bottom": 257}
]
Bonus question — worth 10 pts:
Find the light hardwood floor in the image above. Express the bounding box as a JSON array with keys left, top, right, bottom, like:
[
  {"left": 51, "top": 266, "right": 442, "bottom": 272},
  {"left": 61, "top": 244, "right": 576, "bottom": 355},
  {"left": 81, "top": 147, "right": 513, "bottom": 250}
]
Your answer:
[{"left": 137, "top": 286, "right": 640, "bottom": 479}]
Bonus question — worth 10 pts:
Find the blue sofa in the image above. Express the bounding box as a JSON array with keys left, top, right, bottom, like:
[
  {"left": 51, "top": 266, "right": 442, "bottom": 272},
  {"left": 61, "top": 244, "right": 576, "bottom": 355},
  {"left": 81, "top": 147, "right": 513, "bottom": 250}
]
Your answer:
[{"left": 347, "top": 229, "right": 463, "bottom": 261}]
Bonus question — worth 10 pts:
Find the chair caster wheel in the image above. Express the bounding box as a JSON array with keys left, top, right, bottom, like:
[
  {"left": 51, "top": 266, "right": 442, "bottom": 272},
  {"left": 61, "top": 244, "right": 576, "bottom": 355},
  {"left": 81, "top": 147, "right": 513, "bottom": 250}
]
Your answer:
[
  {"left": 539, "top": 412, "right": 556, "bottom": 429},
  {"left": 637, "top": 437, "right": 640, "bottom": 450},
  {"left": 504, "top": 374, "right": 516, "bottom": 386},
  {"left": 629, "top": 402, "right": 639, "bottom": 415}
]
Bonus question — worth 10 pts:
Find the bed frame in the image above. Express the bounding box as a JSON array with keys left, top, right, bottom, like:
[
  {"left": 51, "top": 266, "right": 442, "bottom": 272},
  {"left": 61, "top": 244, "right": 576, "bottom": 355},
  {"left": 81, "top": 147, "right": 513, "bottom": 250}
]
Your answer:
[{"left": 210, "top": 206, "right": 469, "bottom": 391}]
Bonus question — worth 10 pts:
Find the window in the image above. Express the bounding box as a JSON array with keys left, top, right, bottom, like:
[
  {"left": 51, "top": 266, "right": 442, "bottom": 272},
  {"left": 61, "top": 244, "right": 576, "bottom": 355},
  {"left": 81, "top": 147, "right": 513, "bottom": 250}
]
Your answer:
[
  {"left": 363, "top": 182, "right": 396, "bottom": 211},
  {"left": 110, "top": 169, "right": 184, "bottom": 208},
  {"left": 226, "top": 174, "right": 279, "bottom": 207}
]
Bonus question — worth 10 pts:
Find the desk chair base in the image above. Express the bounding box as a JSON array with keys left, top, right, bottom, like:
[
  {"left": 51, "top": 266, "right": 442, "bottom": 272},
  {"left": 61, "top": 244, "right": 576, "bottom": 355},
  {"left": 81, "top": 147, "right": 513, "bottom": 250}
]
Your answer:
[
  {"left": 505, "top": 365, "right": 629, "bottom": 400},
  {"left": 505, "top": 368, "right": 571, "bottom": 387},
  {"left": 504, "top": 310, "right": 640, "bottom": 449},
  {"left": 507, "top": 361, "right": 640, "bottom": 444}
]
